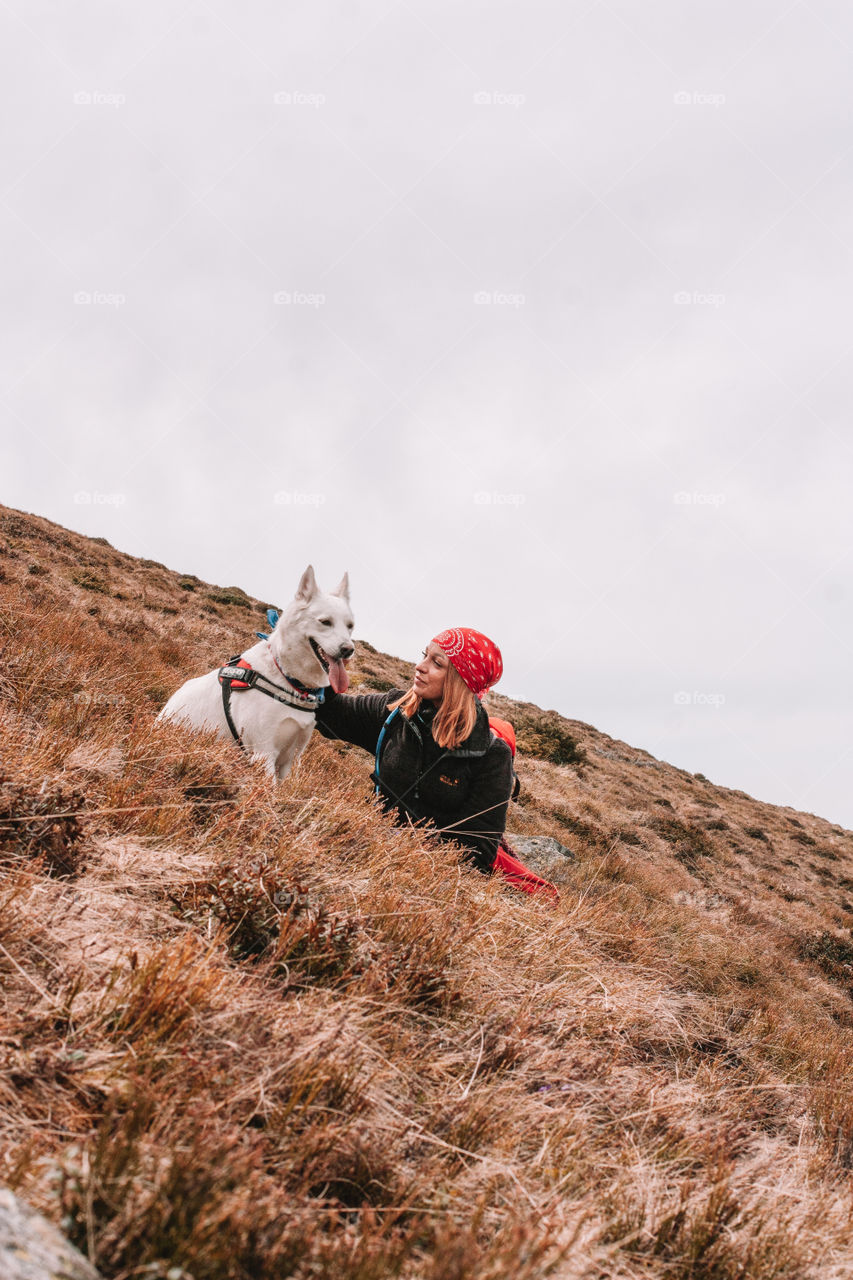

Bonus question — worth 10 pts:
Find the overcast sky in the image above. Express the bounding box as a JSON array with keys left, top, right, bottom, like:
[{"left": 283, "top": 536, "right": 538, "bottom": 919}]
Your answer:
[{"left": 2, "top": 1, "right": 851, "bottom": 829}]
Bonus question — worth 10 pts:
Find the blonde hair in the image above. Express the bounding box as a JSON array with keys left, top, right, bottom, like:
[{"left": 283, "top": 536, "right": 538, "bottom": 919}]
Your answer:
[{"left": 388, "top": 659, "right": 479, "bottom": 749}]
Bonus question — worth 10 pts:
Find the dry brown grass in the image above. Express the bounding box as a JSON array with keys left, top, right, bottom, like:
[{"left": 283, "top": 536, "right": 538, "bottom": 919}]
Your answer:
[{"left": 2, "top": 502, "right": 853, "bottom": 1278}]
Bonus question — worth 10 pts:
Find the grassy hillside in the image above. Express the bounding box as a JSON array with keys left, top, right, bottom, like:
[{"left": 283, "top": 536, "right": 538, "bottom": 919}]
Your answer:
[{"left": 2, "top": 502, "right": 853, "bottom": 1279}]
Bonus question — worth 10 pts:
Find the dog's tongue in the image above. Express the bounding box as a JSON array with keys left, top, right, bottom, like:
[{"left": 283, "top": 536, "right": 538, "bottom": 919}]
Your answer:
[{"left": 328, "top": 657, "right": 349, "bottom": 694}]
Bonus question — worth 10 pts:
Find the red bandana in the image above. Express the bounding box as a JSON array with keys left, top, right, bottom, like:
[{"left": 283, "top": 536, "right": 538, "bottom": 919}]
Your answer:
[{"left": 431, "top": 627, "right": 503, "bottom": 698}]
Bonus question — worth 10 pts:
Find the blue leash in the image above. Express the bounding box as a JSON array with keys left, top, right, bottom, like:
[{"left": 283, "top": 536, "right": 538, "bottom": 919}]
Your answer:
[{"left": 255, "top": 608, "right": 280, "bottom": 640}]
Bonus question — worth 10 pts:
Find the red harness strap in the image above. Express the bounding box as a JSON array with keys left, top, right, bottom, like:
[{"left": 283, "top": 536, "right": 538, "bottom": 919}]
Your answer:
[
  {"left": 217, "top": 655, "right": 320, "bottom": 752},
  {"left": 221, "top": 656, "right": 253, "bottom": 690},
  {"left": 492, "top": 837, "right": 559, "bottom": 903}
]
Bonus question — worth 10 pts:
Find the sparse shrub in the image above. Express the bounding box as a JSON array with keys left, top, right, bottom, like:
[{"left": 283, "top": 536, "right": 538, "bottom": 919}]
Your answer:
[
  {"left": 363, "top": 675, "right": 397, "bottom": 692},
  {"left": 71, "top": 570, "right": 110, "bottom": 594},
  {"left": 177, "top": 859, "right": 458, "bottom": 1008},
  {"left": 798, "top": 930, "right": 853, "bottom": 984},
  {"left": 0, "top": 778, "right": 86, "bottom": 877},
  {"left": 515, "top": 711, "right": 585, "bottom": 766},
  {"left": 180, "top": 861, "right": 273, "bottom": 956},
  {"left": 274, "top": 894, "right": 362, "bottom": 985},
  {"left": 647, "top": 814, "right": 716, "bottom": 870},
  {"left": 206, "top": 587, "right": 252, "bottom": 608},
  {"left": 549, "top": 807, "right": 608, "bottom": 852},
  {"left": 0, "top": 514, "right": 28, "bottom": 537},
  {"left": 180, "top": 860, "right": 356, "bottom": 977}
]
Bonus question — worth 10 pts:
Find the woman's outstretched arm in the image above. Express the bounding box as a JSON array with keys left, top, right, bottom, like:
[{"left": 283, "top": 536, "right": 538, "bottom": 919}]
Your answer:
[{"left": 314, "top": 686, "right": 406, "bottom": 754}]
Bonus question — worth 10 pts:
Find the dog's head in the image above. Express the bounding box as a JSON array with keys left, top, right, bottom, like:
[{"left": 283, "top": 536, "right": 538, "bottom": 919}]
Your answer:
[{"left": 282, "top": 564, "right": 355, "bottom": 692}]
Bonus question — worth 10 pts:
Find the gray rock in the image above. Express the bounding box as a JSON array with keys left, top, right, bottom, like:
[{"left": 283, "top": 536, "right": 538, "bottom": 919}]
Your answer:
[
  {"left": 0, "top": 1187, "right": 102, "bottom": 1280},
  {"left": 505, "top": 834, "right": 576, "bottom": 882}
]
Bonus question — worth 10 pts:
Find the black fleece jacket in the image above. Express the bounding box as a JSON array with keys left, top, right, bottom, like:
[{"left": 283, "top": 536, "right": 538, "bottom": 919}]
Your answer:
[{"left": 315, "top": 687, "right": 514, "bottom": 874}]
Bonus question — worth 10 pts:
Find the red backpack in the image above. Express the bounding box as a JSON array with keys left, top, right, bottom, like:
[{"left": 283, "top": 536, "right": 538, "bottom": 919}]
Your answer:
[
  {"left": 488, "top": 716, "right": 521, "bottom": 801},
  {"left": 488, "top": 717, "right": 559, "bottom": 903}
]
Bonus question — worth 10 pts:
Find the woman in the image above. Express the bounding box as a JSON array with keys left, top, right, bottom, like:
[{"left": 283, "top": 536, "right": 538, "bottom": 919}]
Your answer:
[{"left": 315, "top": 627, "right": 514, "bottom": 874}]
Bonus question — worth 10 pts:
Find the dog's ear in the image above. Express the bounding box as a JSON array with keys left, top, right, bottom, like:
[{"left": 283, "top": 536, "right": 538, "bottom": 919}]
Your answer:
[
  {"left": 295, "top": 564, "right": 318, "bottom": 602},
  {"left": 331, "top": 571, "right": 350, "bottom": 601}
]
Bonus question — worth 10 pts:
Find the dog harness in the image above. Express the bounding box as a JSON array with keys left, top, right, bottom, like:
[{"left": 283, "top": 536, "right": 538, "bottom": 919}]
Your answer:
[{"left": 218, "top": 654, "right": 325, "bottom": 751}]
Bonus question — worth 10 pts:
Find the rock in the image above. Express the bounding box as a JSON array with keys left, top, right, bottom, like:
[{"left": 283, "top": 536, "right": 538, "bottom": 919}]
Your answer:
[
  {"left": 505, "top": 834, "right": 576, "bottom": 882},
  {"left": 0, "top": 1187, "right": 102, "bottom": 1280}
]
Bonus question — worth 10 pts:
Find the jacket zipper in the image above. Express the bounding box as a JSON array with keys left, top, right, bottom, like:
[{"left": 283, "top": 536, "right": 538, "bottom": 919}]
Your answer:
[{"left": 411, "top": 717, "right": 424, "bottom": 800}]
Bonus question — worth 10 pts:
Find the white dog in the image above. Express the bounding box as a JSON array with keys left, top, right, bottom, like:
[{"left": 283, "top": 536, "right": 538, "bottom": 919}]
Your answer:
[{"left": 157, "top": 565, "right": 354, "bottom": 781}]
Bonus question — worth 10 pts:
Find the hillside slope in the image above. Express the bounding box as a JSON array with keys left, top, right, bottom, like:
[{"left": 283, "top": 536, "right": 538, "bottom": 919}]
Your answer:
[{"left": 2, "top": 502, "right": 853, "bottom": 1279}]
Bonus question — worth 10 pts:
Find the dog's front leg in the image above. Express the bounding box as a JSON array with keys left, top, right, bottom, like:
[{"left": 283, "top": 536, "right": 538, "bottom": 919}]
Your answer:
[
  {"left": 272, "top": 719, "right": 313, "bottom": 783},
  {"left": 246, "top": 750, "right": 279, "bottom": 782},
  {"left": 274, "top": 744, "right": 300, "bottom": 782}
]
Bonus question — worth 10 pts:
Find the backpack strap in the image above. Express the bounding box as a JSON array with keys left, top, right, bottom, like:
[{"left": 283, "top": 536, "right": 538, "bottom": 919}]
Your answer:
[
  {"left": 488, "top": 727, "right": 521, "bottom": 802},
  {"left": 373, "top": 706, "right": 401, "bottom": 797},
  {"left": 373, "top": 707, "right": 520, "bottom": 806}
]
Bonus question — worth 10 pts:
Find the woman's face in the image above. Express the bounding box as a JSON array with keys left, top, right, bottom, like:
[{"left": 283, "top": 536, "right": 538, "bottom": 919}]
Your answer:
[{"left": 414, "top": 642, "right": 449, "bottom": 702}]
